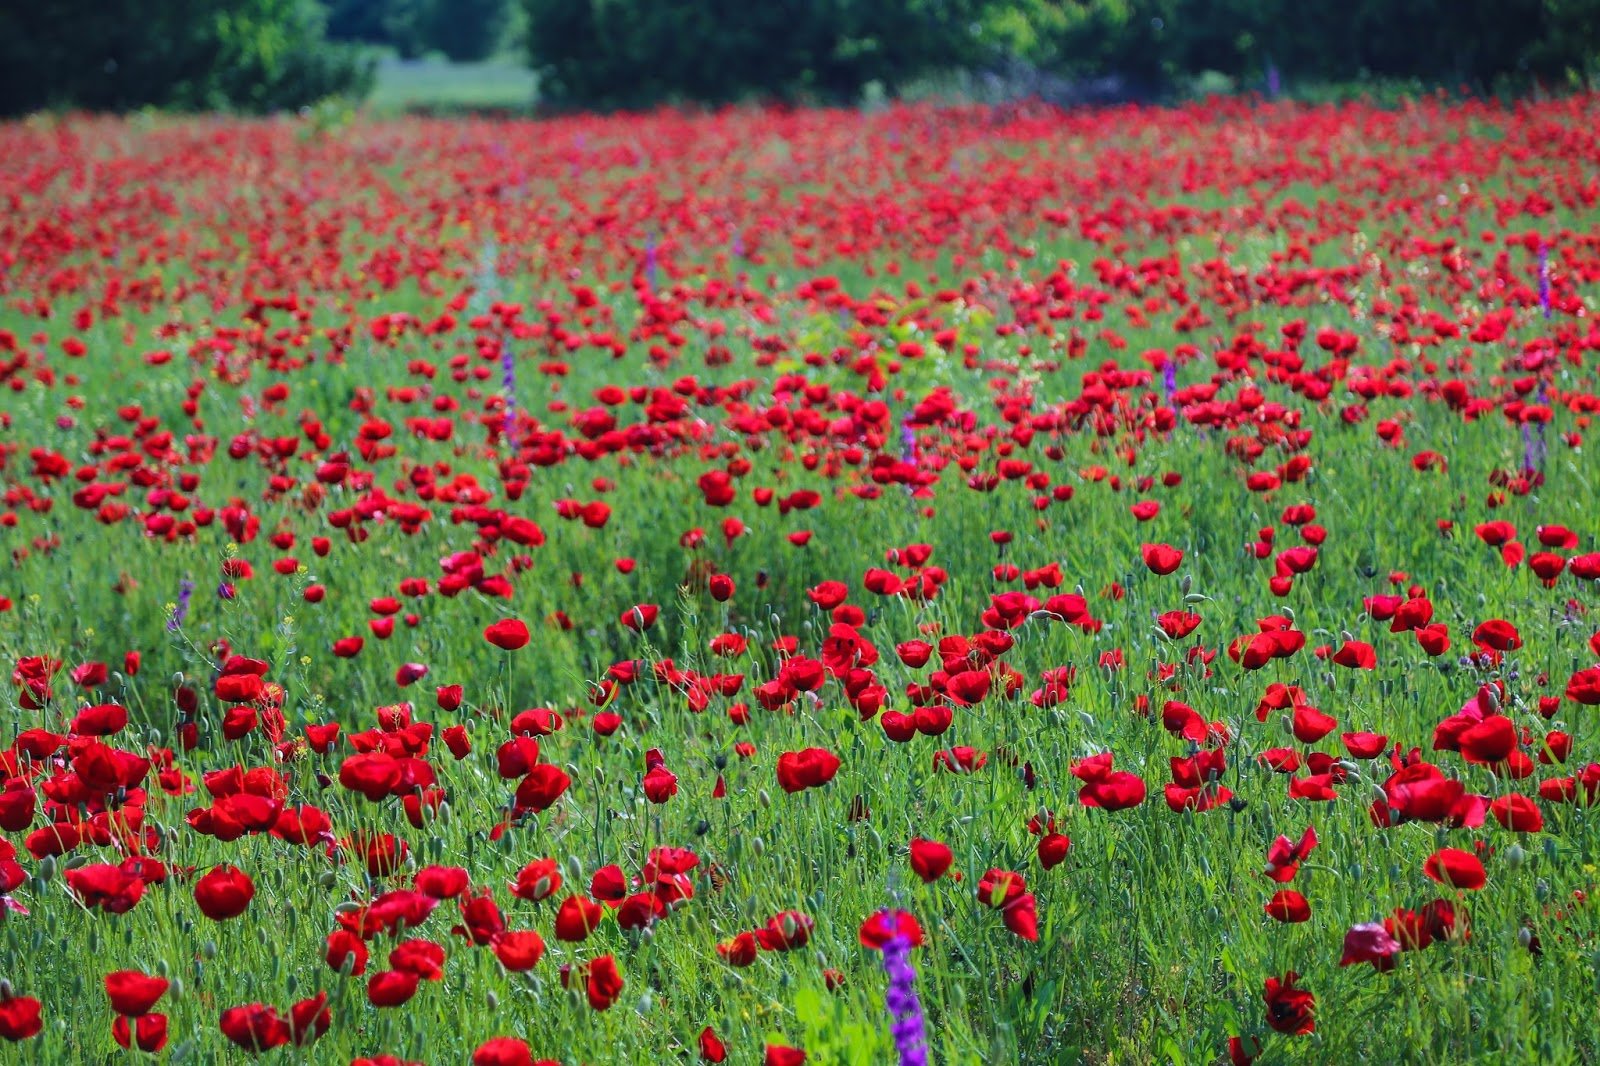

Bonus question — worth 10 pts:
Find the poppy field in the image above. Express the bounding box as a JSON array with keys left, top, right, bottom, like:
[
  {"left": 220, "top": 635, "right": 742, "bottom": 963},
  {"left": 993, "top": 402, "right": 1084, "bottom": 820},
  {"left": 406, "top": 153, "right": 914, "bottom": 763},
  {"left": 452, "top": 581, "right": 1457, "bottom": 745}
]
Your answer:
[{"left": 3, "top": 95, "right": 1600, "bottom": 1065}]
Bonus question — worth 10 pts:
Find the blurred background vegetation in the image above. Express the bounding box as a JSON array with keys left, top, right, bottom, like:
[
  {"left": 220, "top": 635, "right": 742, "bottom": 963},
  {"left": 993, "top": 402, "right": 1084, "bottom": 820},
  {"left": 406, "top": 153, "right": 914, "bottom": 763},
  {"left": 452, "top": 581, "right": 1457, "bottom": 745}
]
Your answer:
[{"left": 2, "top": 0, "right": 1599, "bottom": 116}]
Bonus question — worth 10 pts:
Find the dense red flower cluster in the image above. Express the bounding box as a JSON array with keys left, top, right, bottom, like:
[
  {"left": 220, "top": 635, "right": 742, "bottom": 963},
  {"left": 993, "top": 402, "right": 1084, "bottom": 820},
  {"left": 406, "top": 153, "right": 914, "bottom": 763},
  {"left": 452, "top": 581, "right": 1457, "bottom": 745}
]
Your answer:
[{"left": 2, "top": 95, "right": 1600, "bottom": 1059}]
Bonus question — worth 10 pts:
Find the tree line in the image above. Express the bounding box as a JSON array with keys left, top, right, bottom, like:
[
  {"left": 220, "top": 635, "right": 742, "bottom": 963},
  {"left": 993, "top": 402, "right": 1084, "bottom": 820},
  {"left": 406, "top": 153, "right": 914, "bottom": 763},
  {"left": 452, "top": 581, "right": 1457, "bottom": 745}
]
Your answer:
[{"left": 3, "top": 0, "right": 1598, "bottom": 116}]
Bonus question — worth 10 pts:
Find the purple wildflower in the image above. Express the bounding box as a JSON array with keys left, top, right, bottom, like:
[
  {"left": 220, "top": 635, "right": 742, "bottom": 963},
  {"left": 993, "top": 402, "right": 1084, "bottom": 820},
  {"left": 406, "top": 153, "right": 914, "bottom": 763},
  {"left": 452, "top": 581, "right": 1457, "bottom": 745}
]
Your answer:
[
  {"left": 644, "top": 234, "right": 658, "bottom": 290},
  {"left": 167, "top": 578, "right": 195, "bottom": 632},
  {"left": 1538, "top": 244, "right": 1551, "bottom": 320},
  {"left": 881, "top": 932, "right": 929, "bottom": 1066},
  {"left": 901, "top": 420, "right": 917, "bottom": 464},
  {"left": 500, "top": 346, "right": 517, "bottom": 437},
  {"left": 1267, "top": 62, "right": 1282, "bottom": 98},
  {"left": 1162, "top": 360, "right": 1177, "bottom": 404}
]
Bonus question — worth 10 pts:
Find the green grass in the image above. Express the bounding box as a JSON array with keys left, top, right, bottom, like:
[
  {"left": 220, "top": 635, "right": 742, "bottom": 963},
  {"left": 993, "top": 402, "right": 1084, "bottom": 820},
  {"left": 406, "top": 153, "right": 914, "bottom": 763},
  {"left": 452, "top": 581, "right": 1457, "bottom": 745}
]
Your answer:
[{"left": 367, "top": 55, "right": 537, "bottom": 114}]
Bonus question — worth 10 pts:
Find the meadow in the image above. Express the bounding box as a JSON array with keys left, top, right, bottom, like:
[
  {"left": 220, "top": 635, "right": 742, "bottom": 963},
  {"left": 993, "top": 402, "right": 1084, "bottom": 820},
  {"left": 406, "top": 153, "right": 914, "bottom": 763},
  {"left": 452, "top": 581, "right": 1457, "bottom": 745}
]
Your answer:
[{"left": 1, "top": 95, "right": 1599, "bottom": 1064}]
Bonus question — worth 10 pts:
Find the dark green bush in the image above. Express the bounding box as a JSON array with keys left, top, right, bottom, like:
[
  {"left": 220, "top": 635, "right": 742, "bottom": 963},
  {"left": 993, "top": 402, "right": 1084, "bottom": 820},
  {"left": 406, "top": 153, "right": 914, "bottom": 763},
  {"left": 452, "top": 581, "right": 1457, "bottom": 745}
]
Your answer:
[
  {"left": 523, "top": 0, "right": 1600, "bottom": 110},
  {"left": 0, "top": 0, "right": 374, "bottom": 115}
]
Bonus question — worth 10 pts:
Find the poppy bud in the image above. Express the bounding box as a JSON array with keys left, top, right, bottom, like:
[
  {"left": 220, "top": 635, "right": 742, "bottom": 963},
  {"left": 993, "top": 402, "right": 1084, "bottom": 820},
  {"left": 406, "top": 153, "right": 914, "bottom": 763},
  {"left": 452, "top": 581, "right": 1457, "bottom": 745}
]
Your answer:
[
  {"left": 1505, "top": 844, "right": 1525, "bottom": 869},
  {"left": 752, "top": 837, "right": 765, "bottom": 857}
]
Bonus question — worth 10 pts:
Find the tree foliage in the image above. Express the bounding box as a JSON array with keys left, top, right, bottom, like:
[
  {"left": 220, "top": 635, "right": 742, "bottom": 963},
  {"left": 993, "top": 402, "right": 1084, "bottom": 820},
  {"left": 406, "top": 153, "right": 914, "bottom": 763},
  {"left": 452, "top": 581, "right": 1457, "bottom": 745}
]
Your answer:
[
  {"left": 327, "top": 0, "right": 514, "bottom": 62},
  {"left": 991, "top": 0, "right": 1600, "bottom": 91},
  {"left": 524, "top": 0, "right": 1600, "bottom": 109},
  {"left": 523, "top": 0, "right": 989, "bottom": 109},
  {"left": 0, "top": 0, "right": 374, "bottom": 115}
]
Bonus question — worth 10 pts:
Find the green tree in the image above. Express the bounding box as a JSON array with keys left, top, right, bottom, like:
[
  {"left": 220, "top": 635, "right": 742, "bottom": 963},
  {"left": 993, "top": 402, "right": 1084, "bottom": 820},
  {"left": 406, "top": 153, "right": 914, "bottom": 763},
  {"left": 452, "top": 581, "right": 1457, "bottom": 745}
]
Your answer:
[
  {"left": 0, "top": 0, "right": 373, "bottom": 115},
  {"left": 418, "top": 0, "right": 514, "bottom": 61},
  {"left": 523, "top": 0, "right": 983, "bottom": 108}
]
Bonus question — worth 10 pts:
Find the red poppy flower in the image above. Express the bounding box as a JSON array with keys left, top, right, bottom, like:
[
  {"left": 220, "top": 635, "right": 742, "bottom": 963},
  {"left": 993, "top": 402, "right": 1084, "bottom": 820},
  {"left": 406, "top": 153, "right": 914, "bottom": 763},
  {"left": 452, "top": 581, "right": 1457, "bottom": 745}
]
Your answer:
[
  {"left": 288, "top": 992, "right": 330, "bottom": 1046},
  {"left": 1423, "top": 847, "right": 1486, "bottom": 890},
  {"left": 619, "top": 603, "right": 660, "bottom": 630},
  {"left": 325, "top": 929, "right": 369, "bottom": 976},
  {"left": 775, "top": 747, "right": 841, "bottom": 793},
  {"left": 908, "top": 838, "right": 954, "bottom": 882},
  {"left": 105, "top": 971, "right": 169, "bottom": 1016},
  {"left": 553, "top": 895, "right": 604, "bottom": 941},
  {"left": 1263, "top": 971, "right": 1315, "bottom": 1034},
  {"left": 718, "top": 931, "right": 759, "bottom": 967},
  {"left": 514, "top": 764, "right": 572, "bottom": 812},
  {"left": 194, "top": 865, "right": 254, "bottom": 920},
  {"left": 0, "top": 994, "right": 42, "bottom": 1042},
  {"left": 1457, "top": 715, "right": 1518, "bottom": 764},
  {"left": 1471, "top": 619, "right": 1521, "bottom": 651},
  {"left": 1338, "top": 923, "right": 1400, "bottom": 970},
  {"left": 389, "top": 938, "right": 446, "bottom": 980},
  {"left": 1489, "top": 793, "right": 1543, "bottom": 832},
  {"left": 473, "top": 1037, "right": 534, "bottom": 1066},
  {"left": 1566, "top": 666, "right": 1600, "bottom": 705},
  {"left": 509, "top": 858, "right": 562, "bottom": 902},
  {"left": 757, "top": 910, "right": 815, "bottom": 951},
  {"left": 483, "top": 619, "right": 530, "bottom": 650},
  {"left": 112, "top": 1012, "right": 169, "bottom": 1052},
  {"left": 492, "top": 930, "right": 546, "bottom": 971},
  {"left": 1329, "top": 640, "right": 1376, "bottom": 669},
  {"left": 584, "top": 954, "right": 624, "bottom": 1010},
  {"left": 699, "top": 1026, "right": 728, "bottom": 1062},
  {"left": 219, "top": 1003, "right": 290, "bottom": 1051},
  {"left": 1036, "top": 832, "right": 1071, "bottom": 869},
  {"left": 64, "top": 857, "right": 145, "bottom": 909},
  {"left": 367, "top": 970, "right": 420, "bottom": 1008},
  {"left": 1264, "top": 890, "right": 1310, "bottom": 923},
  {"left": 1141, "top": 542, "right": 1184, "bottom": 575},
  {"left": 858, "top": 908, "right": 925, "bottom": 949}
]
